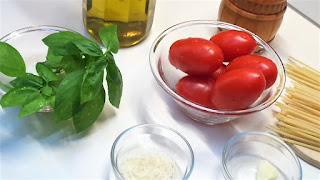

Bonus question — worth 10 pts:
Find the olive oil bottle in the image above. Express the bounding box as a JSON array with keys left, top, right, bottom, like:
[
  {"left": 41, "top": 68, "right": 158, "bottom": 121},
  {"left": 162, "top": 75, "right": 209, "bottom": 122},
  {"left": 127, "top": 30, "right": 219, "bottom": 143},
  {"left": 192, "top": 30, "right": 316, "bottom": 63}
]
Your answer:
[{"left": 83, "top": 0, "right": 156, "bottom": 47}]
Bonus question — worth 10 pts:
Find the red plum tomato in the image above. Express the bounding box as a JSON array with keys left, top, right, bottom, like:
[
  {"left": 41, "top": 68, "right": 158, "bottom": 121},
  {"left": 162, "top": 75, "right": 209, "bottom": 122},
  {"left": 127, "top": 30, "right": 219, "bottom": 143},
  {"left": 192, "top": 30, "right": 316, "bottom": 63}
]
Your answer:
[
  {"left": 211, "top": 68, "right": 266, "bottom": 110},
  {"left": 169, "top": 38, "right": 224, "bottom": 76},
  {"left": 212, "top": 64, "right": 226, "bottom": 80},
  {"left": 226, "top": 55, "right": 278, "bottom": 89},
  {"left": 176, "top": 76, "right": 215, "bottom": 108},
  {"left": 210, "top": 30, "right": 256, "bottom": 62}
]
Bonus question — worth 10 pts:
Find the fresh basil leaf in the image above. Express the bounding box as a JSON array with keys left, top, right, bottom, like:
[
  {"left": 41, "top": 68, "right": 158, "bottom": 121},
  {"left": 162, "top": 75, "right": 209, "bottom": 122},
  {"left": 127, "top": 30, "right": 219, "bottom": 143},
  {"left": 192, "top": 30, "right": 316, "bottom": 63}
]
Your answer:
[
  {"left": 10, "top": 73, "right": 44, "bottom": 88},
  {"left": 0, "top": 42, "right": 26, "bottom": 77},
  {"left": 99, "top": 25, "right": 119, "bottom": 53},
  {"left": 48, "top": 78, "right": 62, "bottom": 93},
  {"left": 0, "top": 87, "right": 38, "bottom": 108},
  {"left": 36, "top": 63, "right": 59, "bottom": 82},
  {"left": 106, "top": 60, "right": 122, "bottom": 108},
  {"left": 84, "top": 55, "right": 108, "bottom": 73},
  {"left": 83, "top": 54, "right": 97, "bottom": 65},
  {"left": 18, "top": 93, "right": 50, "bottom": 118},
  {"left": 46, "top": 55, "right": 85, "bottom": 74},
  {"left": 79, "top": 56, "right": 108, "bottom": 104},
  {"left": 95, "top": 55, "right": 109, "bottom": 72},
  {"left": 44, "top": 48, "right": 63, "bottom": 68},
  {"left": 41, "top": 85, "right": 53, "bottom": 96},
  {"left": 73, "top": 39, "right": 103, "bottom": 57},
  {"left": 54, "top": 69, "right": 85, "bottom": 121},
  {"left": 61, "top": 55, "right": 86, "bottom": 73},
  {"left": 50, "top": 96, "right": 55, "bottom": 108},
  {"left": 42, "top": 31, "right": 82, "bottom": 56},
  {"left": 80, "top": 70, "right": 103, "bottom": 104},
  {"left": 73, "top": 86, "right": 105, "bottom": 132},
  {"left": 43, "top": 31, "right": 103, "bottom": 57}
]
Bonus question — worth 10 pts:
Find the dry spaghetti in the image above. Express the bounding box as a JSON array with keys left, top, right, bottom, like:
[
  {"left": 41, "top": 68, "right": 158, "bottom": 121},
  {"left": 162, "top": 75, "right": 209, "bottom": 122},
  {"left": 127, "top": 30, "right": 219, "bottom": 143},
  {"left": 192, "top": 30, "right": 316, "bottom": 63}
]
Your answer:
[{"left": 271, "top": 56, "right": 320, "bottom": 152}]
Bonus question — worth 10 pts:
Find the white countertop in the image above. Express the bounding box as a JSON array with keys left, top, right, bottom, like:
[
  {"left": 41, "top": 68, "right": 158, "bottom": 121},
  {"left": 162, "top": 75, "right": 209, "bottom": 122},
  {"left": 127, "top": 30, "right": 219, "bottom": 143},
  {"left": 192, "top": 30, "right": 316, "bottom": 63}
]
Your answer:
[{"left": 0, "top": 0, "right": 319, "bottom": 179}]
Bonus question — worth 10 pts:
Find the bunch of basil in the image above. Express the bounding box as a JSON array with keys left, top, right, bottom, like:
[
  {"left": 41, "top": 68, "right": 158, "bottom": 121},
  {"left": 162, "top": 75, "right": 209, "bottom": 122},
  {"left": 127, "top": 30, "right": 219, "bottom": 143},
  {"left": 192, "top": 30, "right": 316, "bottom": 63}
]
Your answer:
[{"left": 0, "top": 25, "right": 122, "bottom": 132}]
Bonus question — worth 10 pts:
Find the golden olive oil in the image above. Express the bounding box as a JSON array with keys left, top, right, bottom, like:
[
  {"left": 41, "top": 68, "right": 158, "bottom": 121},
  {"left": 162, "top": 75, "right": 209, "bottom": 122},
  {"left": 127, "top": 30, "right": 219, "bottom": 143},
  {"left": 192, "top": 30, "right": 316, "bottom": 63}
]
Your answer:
[{"left": 83, "top": 0, "right": 156, "bottom": 47}]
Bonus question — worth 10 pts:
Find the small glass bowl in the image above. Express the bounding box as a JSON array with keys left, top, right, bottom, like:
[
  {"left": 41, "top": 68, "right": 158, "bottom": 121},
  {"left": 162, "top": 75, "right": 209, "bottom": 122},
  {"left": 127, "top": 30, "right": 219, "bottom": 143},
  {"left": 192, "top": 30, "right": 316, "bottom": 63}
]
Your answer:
[
  {"left": 222, "top": 131, "right": 302, "bottom": 180},
  {"left": 110, "top": 124, "right": 194, "bottom": 180},
  {"left": 0, "top": 25, "right": 75, "bottom": 112},
  {"left": 149, "top": 20, "right": 286, "bottom": 125}
]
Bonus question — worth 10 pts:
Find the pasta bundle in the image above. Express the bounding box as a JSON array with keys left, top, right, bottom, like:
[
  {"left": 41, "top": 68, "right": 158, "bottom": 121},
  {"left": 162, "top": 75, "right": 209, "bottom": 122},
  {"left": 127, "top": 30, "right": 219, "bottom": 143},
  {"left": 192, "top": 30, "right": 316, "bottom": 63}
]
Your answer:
[{"left": 272, "top": 57, "right": 320, "bottom": 152}]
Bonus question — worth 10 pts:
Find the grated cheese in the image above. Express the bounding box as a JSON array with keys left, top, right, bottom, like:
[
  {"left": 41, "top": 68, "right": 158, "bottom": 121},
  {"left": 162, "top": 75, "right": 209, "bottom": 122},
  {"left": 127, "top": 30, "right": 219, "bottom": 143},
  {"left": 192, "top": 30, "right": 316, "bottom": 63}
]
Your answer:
[{"left": 119, "top": 152, "right": 178, "bottom": 180}]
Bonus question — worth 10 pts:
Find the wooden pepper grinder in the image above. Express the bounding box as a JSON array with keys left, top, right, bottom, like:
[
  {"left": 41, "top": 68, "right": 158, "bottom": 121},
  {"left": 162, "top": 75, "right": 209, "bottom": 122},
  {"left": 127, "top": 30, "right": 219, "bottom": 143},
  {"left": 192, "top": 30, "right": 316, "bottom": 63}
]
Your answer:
[{"left": 218, "top": 0, "right": 287, "bottom": 43}]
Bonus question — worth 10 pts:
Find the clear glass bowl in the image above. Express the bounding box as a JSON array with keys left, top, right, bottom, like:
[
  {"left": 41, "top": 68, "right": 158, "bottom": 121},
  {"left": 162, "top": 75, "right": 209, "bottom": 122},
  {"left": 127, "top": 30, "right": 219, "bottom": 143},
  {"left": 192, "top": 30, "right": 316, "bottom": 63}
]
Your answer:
[
  {"left": 0, "top": 25, "right": 75, "bottom": 112},
  {"left": 222, "top": 131, "right": 302, "bottom": 180},
  {"left": 110, "top": 124, "right": 194, "bottom": 180},
  {"left": 149, "top": 20, "right": 286, "bottom": 125}
]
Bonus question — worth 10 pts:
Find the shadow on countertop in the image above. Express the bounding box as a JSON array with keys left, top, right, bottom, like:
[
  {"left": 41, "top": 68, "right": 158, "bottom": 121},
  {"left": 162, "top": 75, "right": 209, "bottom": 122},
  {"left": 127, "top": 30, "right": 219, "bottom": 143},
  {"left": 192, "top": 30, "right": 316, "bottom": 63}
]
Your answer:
[{"left": 0, "top": 103, "right": 115, "bottom": 152}]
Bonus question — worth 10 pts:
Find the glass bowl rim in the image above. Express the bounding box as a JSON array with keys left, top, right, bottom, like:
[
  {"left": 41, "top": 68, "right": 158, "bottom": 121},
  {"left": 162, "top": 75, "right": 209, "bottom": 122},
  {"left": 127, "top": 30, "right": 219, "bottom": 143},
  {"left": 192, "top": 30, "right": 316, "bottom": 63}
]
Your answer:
[
  {"left": 0, "top": 25, "right": 76, "bottom": 42},
  {"left": 149, "top": 20, "right": 286, "bottom": 116},
  {"left": 110, "top": 123, "right": 195, "bottom": 180},
  {"left": 221, "top": 131, "right": 302, "bottom": 180}
]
